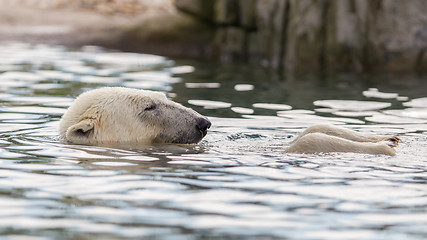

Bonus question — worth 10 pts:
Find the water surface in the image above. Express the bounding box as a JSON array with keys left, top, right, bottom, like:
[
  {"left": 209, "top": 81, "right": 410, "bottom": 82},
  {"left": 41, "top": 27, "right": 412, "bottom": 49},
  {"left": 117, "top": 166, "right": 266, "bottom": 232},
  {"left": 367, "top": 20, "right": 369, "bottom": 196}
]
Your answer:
[{"left": 0, "top": 43, "right": 426, "bottom": 239}]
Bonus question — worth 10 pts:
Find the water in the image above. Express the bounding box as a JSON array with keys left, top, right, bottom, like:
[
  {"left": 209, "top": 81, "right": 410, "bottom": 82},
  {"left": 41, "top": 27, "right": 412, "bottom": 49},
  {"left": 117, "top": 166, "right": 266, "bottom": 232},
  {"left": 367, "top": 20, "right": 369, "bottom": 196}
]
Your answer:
[{"left": 0, "top": 42, "right": 426, "bottom": 240}]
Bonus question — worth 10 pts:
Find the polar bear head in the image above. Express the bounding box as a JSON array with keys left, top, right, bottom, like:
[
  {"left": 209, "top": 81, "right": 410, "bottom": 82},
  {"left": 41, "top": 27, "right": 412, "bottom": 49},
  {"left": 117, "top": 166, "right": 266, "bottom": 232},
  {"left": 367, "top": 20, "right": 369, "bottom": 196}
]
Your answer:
[{"left": 59, "top": 87, "right": 211, "bottom": 146}]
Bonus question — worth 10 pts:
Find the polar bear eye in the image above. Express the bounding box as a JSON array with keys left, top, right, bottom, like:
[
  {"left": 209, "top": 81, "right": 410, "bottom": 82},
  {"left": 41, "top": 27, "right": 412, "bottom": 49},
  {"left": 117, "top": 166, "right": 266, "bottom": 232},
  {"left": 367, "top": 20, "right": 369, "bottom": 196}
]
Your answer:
[{"left": 144, "top": 104, "right": 156, "bottom": 111}]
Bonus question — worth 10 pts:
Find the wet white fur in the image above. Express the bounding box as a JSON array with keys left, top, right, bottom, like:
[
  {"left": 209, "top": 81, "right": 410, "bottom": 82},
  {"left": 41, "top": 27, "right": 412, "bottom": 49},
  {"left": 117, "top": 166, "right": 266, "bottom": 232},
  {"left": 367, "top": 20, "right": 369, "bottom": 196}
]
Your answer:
[
  {"left": 285, "top": 124, "right": 397, "bottom": 155},
  {"left": 59, "top": 87, "right": 206, "bottom": 146}
]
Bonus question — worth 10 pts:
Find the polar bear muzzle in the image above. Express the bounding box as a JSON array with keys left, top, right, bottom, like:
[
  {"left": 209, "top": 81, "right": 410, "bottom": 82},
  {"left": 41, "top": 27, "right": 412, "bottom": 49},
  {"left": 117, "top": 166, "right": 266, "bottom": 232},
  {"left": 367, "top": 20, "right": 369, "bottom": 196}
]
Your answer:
[{"left": 157, "top": 117, "right": 211, "bottom": 144}]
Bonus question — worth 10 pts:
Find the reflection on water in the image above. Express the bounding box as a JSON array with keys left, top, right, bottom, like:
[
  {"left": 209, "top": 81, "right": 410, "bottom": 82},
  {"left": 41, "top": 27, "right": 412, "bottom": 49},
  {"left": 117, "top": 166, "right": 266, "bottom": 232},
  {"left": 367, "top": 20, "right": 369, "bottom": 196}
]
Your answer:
[{"left": 0, "top": 43, "right": 426, "bottom": 239}]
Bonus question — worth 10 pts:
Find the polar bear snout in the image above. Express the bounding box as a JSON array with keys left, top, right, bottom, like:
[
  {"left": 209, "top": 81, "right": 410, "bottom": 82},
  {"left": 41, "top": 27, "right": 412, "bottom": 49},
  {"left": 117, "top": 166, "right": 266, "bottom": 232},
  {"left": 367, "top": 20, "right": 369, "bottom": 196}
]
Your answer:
[
  {"left": 196, "top": 117, "right": 211, "bottom": 137},
  {"left": 165, "top": 116, "right": 211, "bottom": 144}
]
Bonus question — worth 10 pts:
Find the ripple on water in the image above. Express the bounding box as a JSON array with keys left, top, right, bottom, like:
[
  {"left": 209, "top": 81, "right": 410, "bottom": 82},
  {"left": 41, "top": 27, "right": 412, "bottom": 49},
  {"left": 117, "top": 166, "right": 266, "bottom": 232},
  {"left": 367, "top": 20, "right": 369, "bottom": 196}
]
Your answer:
[
  {"left": 0, "top": 79, "right": 28, "bottom": 88},
  {"left": 383, "top": 108, "right": 427, "bottom": 119},
  {"left": 0, "top": 71, "right": 44, "bottom": 82},
  {"left": 92, "top": 161, "right": 138, "bottom": 167},
  {"left": 185, "top": 82, "right": 221, "bottom": 88},
  {"left": 188, "top": 100, "right": 232, "bottom": 109},
  {"left": 277, "top": 111, "right": 365, "bottom": 124},
  {"left": 60, "top": 65, "right": 97, "bottom": 75},
  {"left": 331, "top": 111, "right": 377, "bottom": 117},
  {"left": 0, "top": 106, "right": 66, "bottom": 116},
  {"left": 0, "top": 96, "right": 72, "bottom": 105},
  {"left": 366, "top": 113, "right": 427, "bottom": 124},
  {"left": 36, "top": 70, "right": 75, "bottom": 81},
  {"left": 253, "top": 103, "right": 292, "bottom": 110},
  {"left": 403, "top": 97, "right": 427, "bottom": 108},
  {"left": 231, "top": 107, "right": 254, "bottom": 114},
  {"left": 79, "top": 75, "right": 121, "bottom": 84},
  {"left": 32, "top": 83, "right": 68, "bottom": 90},
  {"left": 0, "top": 64, "right": 24, "bottom": 72},
  {"left": 92, "top": 52, "right": 171, "bottom": 70},
  {"left": 121, "top": 71, "right": 180, "bottom": 83},
  {"left": 168, "top": 65, "right": 195, "bottom": 74},
  {"left": 94, "top": 68, "right": 122, "bottom": 77},
  {"left": 0, "top": 113, "right": 41, "bottom": 120},
  {"left": 314, "top": 100, "right": 391, "bottom": 111},
  {"left": 0, "top": 123, "right": 39, "bottom": 132},
  {"left": 124, "top": 81, "right": 173, "bottom": 91},
  {"left": 362, "top": 88, "right": 400, "bottom": 99},
  {"left": 118, "top": 155, "right": 159, "bottom": 162},
  {"left": 224, "top": 166, "right": 305, "bottom": 180},
  {"left": 234, "top": 84, "right": 254, "bottom": 91}
]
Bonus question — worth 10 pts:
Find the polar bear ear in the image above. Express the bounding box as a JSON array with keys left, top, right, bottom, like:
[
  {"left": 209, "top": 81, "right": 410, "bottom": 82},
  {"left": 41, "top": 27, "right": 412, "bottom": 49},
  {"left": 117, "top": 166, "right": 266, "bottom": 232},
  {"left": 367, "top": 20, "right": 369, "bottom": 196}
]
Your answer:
[{"left": 66, "top": 118, "right": 95, "bottom": 144}]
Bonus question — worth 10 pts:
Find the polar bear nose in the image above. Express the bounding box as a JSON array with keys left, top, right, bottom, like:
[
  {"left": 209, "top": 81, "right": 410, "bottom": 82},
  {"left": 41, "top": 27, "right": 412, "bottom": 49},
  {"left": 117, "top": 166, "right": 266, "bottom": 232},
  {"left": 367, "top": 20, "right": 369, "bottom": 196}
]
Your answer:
[{"left": 196, "top": 118, "right": 211, "bottom": 134}]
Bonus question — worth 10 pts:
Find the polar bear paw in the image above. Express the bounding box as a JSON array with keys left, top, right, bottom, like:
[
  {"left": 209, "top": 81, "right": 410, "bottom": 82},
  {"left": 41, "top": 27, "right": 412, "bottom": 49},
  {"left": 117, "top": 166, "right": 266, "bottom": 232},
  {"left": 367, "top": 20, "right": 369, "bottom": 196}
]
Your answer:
[{"left": 386, "top": 136, "right": 401, "bottom": 148}]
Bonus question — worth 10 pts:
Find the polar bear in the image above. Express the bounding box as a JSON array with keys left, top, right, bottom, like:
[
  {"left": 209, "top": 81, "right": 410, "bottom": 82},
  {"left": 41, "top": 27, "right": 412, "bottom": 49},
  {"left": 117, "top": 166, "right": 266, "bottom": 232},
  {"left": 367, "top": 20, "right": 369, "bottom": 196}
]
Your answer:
[
  {"left": 285, "top": 124, "right": 400, "bottom": 155},
  {"left": 59, "top": 87, "right": 211, "bottom": 146}
]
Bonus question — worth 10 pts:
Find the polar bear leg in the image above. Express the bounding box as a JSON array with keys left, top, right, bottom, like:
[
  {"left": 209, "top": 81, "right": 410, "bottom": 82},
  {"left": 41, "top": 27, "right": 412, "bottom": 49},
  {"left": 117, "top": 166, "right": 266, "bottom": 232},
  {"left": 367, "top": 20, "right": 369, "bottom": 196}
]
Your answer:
[
  {"left": 291, "top": 124, "right": 396, "bottom": 144},
  {"left": 285, "top": 132, "right": 396, "bottom": 155}
]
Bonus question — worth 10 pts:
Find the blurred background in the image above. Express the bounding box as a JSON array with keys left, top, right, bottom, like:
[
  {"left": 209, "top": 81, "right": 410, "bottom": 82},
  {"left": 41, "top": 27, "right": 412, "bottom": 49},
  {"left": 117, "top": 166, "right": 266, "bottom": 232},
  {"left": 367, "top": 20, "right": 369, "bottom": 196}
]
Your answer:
[{"left": 2, "top": 0, "right": 427, "bottom": 73}]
